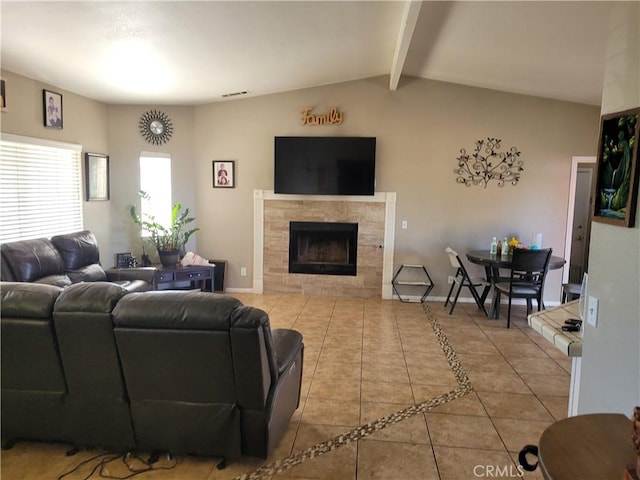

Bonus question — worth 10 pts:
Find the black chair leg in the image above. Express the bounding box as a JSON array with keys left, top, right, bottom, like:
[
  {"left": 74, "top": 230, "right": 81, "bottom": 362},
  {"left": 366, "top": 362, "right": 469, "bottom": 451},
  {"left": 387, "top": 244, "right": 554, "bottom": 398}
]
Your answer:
[
  {"left": 507, "top": 297, "right": 513, "bottom": 328},
  {"left": 449, "top": 282, "right": 464, "bottom": 315},
  {"left": 444, "top": 281, "right": 456, "bottom": 307},
  {"left": 468, "top": 284, "right": 488, "bottom": 317}
]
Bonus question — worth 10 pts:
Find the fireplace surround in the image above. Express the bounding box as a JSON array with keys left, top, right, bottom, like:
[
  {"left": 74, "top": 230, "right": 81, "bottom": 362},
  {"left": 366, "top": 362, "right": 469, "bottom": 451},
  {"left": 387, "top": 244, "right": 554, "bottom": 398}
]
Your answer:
[{"left": 253, "top": 190, "right": 396, "bottom": 298}]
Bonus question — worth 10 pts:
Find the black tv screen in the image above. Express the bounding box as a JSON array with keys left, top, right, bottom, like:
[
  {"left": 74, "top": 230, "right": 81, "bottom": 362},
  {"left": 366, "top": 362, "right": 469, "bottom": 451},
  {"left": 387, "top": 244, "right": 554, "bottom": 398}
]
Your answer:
[{"left": 274, "top": 136, "right": 376, "bottom": 195}]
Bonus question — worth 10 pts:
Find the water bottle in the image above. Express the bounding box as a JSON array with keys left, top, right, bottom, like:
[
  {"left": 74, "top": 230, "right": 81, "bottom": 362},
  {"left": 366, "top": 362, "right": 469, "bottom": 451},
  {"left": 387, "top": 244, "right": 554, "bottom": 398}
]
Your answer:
[
  {"left": 501, "top": 237, "right": 509, "bottom": 258},
  {"left": 490, "top": 237, "right": 498, "bottom": 255}
]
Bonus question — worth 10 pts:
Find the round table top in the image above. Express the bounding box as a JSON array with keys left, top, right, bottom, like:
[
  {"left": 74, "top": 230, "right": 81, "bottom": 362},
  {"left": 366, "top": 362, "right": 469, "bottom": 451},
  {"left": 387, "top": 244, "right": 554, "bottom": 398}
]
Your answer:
[
  {"left": 538, "top": 413, "right": 635, "bottom": 480},
  {"left": 466, "top": 249, "right": 566, "bottom": 270}
]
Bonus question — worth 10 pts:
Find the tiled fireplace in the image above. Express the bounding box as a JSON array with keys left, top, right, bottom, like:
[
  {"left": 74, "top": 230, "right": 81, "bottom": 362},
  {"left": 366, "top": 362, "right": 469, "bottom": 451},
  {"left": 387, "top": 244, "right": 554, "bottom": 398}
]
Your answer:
[{"left": 253, "top": 191, "right": 396, "bottom": 298}]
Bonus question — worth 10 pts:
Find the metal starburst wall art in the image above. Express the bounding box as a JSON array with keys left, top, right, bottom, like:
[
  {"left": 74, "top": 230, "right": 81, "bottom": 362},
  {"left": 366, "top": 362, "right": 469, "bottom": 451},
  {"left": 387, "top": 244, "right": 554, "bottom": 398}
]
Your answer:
[{"left": 455, "top": 138, "right": 524, "bottom": 188}]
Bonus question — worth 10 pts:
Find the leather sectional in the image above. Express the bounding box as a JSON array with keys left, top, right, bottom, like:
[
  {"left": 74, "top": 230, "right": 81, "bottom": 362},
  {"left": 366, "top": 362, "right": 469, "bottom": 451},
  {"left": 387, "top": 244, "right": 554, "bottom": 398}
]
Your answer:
[
  {"left": 0, "top": 230, "right": 156, "bottom": 291},
  {"left": 1, "top": 278, "right": 303, "bottom": 461}
]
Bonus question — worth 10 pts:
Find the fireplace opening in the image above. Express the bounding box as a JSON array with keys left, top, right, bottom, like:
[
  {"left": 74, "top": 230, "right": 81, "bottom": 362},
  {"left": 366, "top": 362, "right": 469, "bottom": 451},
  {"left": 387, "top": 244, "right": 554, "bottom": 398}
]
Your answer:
[{"left": 289, "top": 221, "right": 358, "bottom": 276}]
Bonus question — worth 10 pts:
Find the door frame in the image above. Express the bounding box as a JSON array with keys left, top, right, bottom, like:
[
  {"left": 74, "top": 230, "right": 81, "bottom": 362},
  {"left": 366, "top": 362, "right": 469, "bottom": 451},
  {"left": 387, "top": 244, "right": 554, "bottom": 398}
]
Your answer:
[{"left": 563, "top": 156, "right": 596, "bottom": 284}]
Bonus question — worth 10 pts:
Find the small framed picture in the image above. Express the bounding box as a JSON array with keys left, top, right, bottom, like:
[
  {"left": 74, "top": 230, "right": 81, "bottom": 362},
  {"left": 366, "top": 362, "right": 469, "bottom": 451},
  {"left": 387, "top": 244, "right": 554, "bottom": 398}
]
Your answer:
[
  {"left": 115, "top": 252, "right": 134, "bottom": 268},
  {"left": 85, "top": 152, "right": 110, "bottom": 201},
  {"left": 43, "top": 89, "right": 63, "bottom": 128},
  {"left": 213, "top": 160, "right": 235, "bottom": 188}
]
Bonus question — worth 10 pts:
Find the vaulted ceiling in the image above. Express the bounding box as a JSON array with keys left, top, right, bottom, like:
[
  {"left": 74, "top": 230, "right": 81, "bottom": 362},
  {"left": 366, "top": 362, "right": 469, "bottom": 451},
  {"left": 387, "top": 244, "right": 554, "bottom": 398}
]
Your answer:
[{"left": 0, "top": 1, "right": 613, "bottom": 106}]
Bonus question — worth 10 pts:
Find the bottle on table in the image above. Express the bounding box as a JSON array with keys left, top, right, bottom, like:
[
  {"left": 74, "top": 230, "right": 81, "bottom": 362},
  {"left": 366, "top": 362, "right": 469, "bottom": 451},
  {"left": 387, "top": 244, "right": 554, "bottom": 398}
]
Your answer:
[
  {"left": 490, "top": 237, "right": 498, "bottom": 255},
  {"left": 501, "top": 237, "right": 509, "bottom": 258}
]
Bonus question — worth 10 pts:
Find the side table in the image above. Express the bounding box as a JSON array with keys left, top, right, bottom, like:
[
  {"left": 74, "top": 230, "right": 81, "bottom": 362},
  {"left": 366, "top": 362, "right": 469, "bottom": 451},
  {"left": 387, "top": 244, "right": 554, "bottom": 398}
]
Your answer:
[
  {"left": 537, "top": 413, "right": 635, "bottom": 480},
  {"left": 154, "top": 264, "right": 215, "bottom": 292},
  {"left": 391, "top": 264, "right": 434, "bottom": 303}
]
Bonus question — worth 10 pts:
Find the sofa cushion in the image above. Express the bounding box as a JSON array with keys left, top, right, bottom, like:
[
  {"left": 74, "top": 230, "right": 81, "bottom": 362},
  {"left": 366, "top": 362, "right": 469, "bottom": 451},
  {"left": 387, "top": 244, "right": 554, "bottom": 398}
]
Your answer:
[
  {"left": 67, "top": 263, "right": 107, "bottom": 283},
  {"left": 50, "top": 230, "right": 101, "bottom": 271},
  {"left": 0, "top": 282, "right": 63, "bottom": 319},
  {"left": 35, "top": 274, "right": 73, "bottom": 288},
  {"left": 1, "top": 238, "right": 65, "bottom": 282}
]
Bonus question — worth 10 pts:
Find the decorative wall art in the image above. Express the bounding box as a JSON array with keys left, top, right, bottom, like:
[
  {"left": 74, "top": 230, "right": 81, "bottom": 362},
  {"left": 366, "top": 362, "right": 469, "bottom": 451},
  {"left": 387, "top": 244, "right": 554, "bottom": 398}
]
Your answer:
[
  {"left": 85, "top": 152, "right": 110, "bottom": 201},
  {"left": 300, "top": 106, "right": 344, "bottom": 126},
  {"left": 43, "top": 89, "right": 63, "bottom": 129},
  {"left": 592, "top": 107, "right": 639, "bottom": 227},
  {"left": 455, "top": 138, "right": 523, "bottom": 188},
  {"left": 139, "top": 110, "right": 173, "bottom": 145},
  {"left": 213, "top": 160, "right": 235, "bottom": 188}
]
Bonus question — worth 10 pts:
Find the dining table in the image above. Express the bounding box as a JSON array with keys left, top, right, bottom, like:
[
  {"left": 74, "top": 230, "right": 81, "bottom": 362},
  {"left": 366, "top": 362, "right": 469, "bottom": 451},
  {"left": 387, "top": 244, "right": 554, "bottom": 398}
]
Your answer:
[{"left": 466, "top": 249, "right": 566, "bottom": 319}]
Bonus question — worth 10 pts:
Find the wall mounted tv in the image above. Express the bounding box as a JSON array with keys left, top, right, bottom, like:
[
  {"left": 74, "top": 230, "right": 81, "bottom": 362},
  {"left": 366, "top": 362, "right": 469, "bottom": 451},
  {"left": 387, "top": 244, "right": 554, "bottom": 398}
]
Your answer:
[{"left": 274, "top": 136, "right": 376, "bottom": 196}]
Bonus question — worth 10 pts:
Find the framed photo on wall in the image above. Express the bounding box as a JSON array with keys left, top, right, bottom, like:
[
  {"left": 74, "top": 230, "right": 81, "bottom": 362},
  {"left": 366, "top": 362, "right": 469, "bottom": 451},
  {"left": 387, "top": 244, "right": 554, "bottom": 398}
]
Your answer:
[
  {"left": 43, "top": 89, "right": 63, "bottom": 128},
  {"left": 213, "top": 160, "right": 235, "bottom": 188},
  {"left": 85, "top": 152, "right": 110, "bottom": 201},
  {"left": 592, "top": 107, "right": 639, "bottom": 228}
]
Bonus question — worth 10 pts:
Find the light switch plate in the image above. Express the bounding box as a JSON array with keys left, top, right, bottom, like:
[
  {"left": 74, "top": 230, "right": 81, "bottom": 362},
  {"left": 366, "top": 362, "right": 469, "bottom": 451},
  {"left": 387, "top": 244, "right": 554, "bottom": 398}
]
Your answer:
[
  {"left": 587, "top": 296, "right": 598, "bottom": 327},
  {"left": 401, "top": 220, "right": 408, "bottom": 230}
]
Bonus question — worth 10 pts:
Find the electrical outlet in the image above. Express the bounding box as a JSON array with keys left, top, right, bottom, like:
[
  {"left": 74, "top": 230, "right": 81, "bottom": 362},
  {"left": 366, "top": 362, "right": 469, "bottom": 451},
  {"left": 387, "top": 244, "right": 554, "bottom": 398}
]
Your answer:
[
  {"left": 240, "top": 267, "right": 247, "bottom": 277},
  {"left": 401, "top": 220, "right": 408, "bottom": 230},
  {"left": 448, "top": 276, "right": 455, "bottom": 284}
]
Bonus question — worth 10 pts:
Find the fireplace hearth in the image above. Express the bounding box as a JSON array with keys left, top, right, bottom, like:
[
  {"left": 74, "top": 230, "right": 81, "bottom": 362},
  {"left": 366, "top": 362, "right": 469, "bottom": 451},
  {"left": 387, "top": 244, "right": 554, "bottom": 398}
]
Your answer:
[{"left": 289, "top": 221, "right": 358, "bottom": 276}]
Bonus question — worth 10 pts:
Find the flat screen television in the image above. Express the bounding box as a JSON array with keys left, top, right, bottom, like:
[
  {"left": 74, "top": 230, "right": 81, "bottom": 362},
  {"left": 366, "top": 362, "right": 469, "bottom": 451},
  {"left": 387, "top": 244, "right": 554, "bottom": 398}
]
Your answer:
[{"left": 274, "top": 136, "right": 376, "bottom": 195}]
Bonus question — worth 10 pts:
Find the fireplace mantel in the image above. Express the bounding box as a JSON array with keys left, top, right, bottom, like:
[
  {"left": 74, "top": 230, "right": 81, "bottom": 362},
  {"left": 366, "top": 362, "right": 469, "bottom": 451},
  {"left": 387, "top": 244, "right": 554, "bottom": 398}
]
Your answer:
[{"left": 253, "top": 190, "right": 396, "bottom": 298}]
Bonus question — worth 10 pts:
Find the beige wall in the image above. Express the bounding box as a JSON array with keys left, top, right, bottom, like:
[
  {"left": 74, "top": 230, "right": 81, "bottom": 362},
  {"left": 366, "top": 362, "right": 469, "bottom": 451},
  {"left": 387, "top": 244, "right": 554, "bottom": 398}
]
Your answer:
[
  {"left": 1, "top": 70, "right": 600, "bottom": 300},
  {"left": 194, "top": 76, "right": 599, "bottom": 294},
  {"left": 578, "top": 2, "right": 640, "bottom": 415}
]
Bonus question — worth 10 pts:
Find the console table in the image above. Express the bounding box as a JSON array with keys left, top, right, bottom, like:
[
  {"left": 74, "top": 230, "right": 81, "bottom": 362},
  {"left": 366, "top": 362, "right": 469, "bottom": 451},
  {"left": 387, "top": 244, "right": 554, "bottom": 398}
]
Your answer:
[{"left": 154, "top": 264, "right": 214, "bottom": 292}]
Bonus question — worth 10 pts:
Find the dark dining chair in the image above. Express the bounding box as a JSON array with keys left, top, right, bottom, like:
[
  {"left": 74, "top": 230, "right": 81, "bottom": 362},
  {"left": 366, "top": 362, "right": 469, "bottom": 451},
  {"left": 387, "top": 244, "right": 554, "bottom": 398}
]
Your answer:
[
  {"left": 493, "top": 248, "right": 552, "bottom": 328},
  {"left": 445, "top": 247, "right": 491, "bottom": 316}
]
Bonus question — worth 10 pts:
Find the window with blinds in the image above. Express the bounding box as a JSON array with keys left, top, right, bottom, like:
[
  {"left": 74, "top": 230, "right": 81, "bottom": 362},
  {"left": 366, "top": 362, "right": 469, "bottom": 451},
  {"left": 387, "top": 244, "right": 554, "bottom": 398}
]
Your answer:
[{"left": 0, "top": 134, "right": 83, "bottom": 243}]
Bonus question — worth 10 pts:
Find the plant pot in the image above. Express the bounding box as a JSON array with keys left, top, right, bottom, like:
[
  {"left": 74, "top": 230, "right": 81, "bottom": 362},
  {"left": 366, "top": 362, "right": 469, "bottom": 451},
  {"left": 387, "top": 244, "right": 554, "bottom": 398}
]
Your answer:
[{"left": 158, "top": 250, "right": 180, "bottom": 268}]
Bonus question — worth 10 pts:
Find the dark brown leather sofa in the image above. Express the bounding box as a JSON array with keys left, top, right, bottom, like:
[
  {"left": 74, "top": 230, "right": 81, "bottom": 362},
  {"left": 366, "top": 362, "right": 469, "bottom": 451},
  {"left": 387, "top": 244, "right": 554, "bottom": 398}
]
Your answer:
[
  {"left": 0, "top": 282, "right": 304, "bottom": 463},
  {"left": 0, "top": 230, "right": 156, "bottom": 292}
]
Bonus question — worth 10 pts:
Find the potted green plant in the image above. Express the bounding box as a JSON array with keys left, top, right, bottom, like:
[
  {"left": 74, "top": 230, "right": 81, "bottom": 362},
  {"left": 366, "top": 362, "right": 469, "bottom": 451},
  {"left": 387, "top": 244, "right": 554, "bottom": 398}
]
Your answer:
[{"left": 130, "top": 191, "right": 199, "bottom": 267}]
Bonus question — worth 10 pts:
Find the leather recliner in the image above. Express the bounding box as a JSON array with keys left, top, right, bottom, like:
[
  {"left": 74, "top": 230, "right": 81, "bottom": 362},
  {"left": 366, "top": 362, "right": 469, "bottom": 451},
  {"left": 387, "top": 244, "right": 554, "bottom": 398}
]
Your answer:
[
  {"left": 1, "top": 282, "right": 67, "bottom": 444},
  {"left": 112, "top": 291, "right": 304, "bottom": 460}
]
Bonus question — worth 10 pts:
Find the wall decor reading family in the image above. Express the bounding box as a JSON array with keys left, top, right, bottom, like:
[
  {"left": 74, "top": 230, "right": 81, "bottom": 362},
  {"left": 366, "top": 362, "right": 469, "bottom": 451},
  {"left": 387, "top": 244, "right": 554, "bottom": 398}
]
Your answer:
[
  {"left": 301, "top": 106, "right": 343, "bottom": 126},
  {"left": 213, "top": 160, "right": 235, "bottom": 188},
  {"left": 592, "top": 107, "right": 639, "bottom": 228},
  {"left": 85, "top": 152, "right": 110, "bottom": 201},
  {"left": 455, "top": 138, "right": 523, "bottom": 188},
  {"left": 43, "top": 89, "right": 63, "bottom": 129}
]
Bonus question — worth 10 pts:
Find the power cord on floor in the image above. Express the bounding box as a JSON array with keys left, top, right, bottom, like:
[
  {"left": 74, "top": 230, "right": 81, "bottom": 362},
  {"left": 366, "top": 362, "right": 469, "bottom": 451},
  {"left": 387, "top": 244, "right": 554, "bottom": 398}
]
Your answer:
[{"left": 57, "top": 450, "right": 178, "bottom": 480}]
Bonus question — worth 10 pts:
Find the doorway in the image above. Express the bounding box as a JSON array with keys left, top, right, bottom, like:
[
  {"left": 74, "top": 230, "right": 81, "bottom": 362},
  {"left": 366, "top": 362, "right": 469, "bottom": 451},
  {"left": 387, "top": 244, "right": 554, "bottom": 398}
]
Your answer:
[{"left": 563, "top": 156, "right": 596, "bottom": 284}]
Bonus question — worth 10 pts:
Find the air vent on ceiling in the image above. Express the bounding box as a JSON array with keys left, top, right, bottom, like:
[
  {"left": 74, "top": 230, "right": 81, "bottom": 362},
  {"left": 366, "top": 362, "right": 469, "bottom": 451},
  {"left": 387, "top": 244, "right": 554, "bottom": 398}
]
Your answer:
[{"left": 221, "top": 90, "right": 250, "bottom": 98}]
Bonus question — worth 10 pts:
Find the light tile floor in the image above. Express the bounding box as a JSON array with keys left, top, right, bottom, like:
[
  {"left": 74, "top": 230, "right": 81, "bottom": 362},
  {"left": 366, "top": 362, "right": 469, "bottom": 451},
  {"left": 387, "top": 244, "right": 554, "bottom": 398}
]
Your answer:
[{"left": 0, "top": 294, "right": 571, "bottom": 480}]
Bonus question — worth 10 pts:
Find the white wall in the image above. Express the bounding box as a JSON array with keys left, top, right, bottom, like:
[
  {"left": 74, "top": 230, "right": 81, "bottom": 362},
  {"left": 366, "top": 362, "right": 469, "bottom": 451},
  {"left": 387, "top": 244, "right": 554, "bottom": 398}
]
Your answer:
[{"left": 578, "top": 2, "right": 640, "bottom": 416}]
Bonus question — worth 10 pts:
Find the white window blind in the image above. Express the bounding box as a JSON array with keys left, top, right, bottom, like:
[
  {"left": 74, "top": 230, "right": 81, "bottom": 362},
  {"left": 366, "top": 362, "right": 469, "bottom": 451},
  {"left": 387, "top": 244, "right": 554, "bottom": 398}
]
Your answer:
[{"left": 0, "top": 134, "right": 83, "bottom": 243}]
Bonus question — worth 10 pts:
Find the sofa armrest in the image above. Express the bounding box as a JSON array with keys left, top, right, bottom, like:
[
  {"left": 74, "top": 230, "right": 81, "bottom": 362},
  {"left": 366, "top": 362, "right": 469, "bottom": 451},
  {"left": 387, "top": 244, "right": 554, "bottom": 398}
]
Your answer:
[
  {"left": 271, "top": 329, "right": 303, "bottom": 377},
  {"left": 105, "top": 267, "right": 159, "bottom": 286}
]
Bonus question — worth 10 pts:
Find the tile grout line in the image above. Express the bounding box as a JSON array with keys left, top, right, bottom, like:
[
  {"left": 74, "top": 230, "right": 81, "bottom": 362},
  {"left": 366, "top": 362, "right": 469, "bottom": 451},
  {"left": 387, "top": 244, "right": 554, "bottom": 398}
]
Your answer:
[{"left": 234, "top": 302, "right": 474, "bottom": 480}]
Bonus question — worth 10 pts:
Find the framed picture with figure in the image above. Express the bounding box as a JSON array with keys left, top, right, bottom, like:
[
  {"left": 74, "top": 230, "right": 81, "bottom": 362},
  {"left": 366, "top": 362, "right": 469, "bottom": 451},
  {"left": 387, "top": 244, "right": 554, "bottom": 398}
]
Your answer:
[
  {"left": 213, "top": 160, "right": 235, "bottom": 188},
  {"left": 43, "top": 89, "right": 63, "bottom": 129}
]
